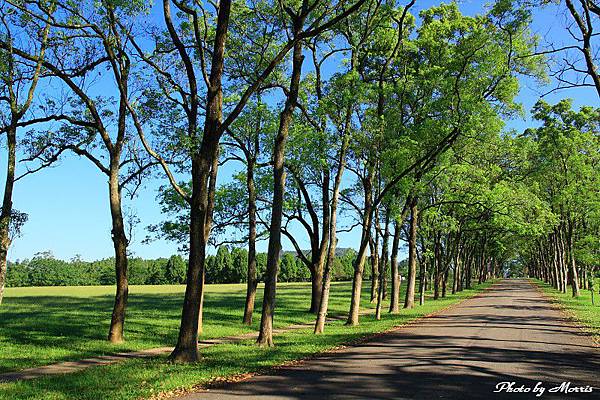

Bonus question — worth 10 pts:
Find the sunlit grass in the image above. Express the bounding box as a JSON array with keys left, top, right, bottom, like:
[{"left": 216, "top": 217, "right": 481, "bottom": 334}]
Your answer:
[
  {"left": 533, "top": 278, "right": 600, "bottom": 340},
  {"left": 0, "top": 281, "right": 493, "bottom": 400},
  {"left": 0, "top": 281, "right": 374, "bottom": 373}
]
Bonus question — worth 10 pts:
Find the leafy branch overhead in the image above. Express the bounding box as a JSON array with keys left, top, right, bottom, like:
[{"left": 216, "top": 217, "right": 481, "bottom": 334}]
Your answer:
[{"left": 0, "top": 0, "right": 597, "bottom": 370}]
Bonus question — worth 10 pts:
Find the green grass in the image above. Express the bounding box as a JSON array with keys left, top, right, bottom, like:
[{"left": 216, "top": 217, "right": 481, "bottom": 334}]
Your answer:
[
  {"left": 0, "top": 280, "right": 493, "bottom": 400},
  {"left": 0, "top": 282, "right": 376, "bottom": 374},
  {"left": 532, "top": 278, "right": 600, "bottom": 341}
]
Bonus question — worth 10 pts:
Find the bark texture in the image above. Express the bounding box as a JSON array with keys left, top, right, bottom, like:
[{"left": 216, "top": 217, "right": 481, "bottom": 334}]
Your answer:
[
  {"left": 404, "top": 199, "right": 418, "bottom": 309},
  {"left": 243, "top": 160, "right": 258, "bottom": 325},
  {"left": 388, "top": 222, "right": 401, "bottom": 313},
  {"left": 257, "top": 39, "right": 304, "bottom": 347},
  {"left": 346, "top": 169, "right": 373, "bottom": 326},
  {"left": 0, "top": 127, "right": 16, "bottom": 306},
  {"left": 107, "top": 164, "right": 129, "bottom": 343},
  {"left": 169, "top": 0, "right": 231, "bottom": 362}
]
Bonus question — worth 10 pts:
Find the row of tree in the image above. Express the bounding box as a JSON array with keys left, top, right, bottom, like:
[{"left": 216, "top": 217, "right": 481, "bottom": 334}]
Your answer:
[
  {"left": 6, "top": 253, "right": 183, "bottom": 287},
  {"left": 5, "top": 248, "right": 361, "bottom": 287},
  {"left": 518, "top": 101, "right": 599, "bottom": 295},
  {"left": 1, "top": 0, "right": 598, "bottom": 363}
]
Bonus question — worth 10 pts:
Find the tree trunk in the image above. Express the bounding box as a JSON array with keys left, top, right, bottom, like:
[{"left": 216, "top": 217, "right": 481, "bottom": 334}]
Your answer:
[
  {"left": 369, "top": 235, "right": 379, "bottom": 303},
  {"left": 314, "top": 106, "right": 351, "bottom": 334},
  {"left": 346, "top": 171, "right": 373, "bottom": 326},
  {"left": 567, "top": 219, "right": 580, "bottom": 297},
  {"left": 404, "top": 199, "right": 418, "bottom": 309},
  {"left": 442, "top": 268, "right": 448, "bottom": 298},
  {"left": 314, "top": 166, "right": 342, "bottom": 334},
  {"left": 553, "top": 244, "right": 561, "bottom": 291},
  {"left": 309, "top": 170, "right": 330, "bottom": 313},
  {"left": 315, "top": 234, "right": 335, "bottom": 334},
  {"left": 0, "top": 21, "right": 49, "bottom": 305},
  {"left": 556, "top": 230, "right": 567, "bottom": 293},
  {"left": 477, "top": 254, "right": 484, "bottom": 285},
  {"left": 243, "top": 160, "right": 258, "bottom": 325},
  {"left": 347, "top": 241, "right": 368, "bottom": 325},
  {"left": 0, "top": 127, "right": 16, "bottom": 306},
  {"left": 418, "top": 255, "right": 426, "bottom": 306},
  {"left": 107, "top": 164, "right": 129, "bottom": 343},
  {"left": 433, "top": 233, "right": 441, "bottom": 300},
  {"left": 375, "top": 212, "right": 390, "bottom": 319},
  {"left": 170, "top": 0, "right": 231, "bottom": 362},
  {"left": 170, "top": 163, "right": 209, "bottom": 362},
  {"left": 561, "top": 231, "right": 568, "bottom": 293},
  {"left": 309, "top": 265, "right": 324, "bottom": 313},
  {"left": 551, "top": 235, "right": 560, "bottom": 290},
  {"left": 452, "top": 258, "right": 459, "bottom": 294},
  {"left": 465, "top": 245, "right": 473, "bottom": 289},
  {"left": 458, "top": 253, "right": 463, "bottom": 292},
  {"left": 388, "top": 222, "right": 401, "bottom": 313},
  {"left": 257, "top": 39, "right": 304, "bottom": 347},
  {"left": 381, "top": 214, "right": 390, "bottom": 301}
]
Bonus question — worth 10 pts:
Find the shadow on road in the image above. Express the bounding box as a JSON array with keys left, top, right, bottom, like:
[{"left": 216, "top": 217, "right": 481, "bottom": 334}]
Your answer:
[{"left": 183, "top": 280, "right": 599, "bottom": 400}]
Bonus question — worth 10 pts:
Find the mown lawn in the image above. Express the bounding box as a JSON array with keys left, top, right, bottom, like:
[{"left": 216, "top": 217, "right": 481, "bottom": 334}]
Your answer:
[
  {"left": 0, "top": 281, "right": 494, "bottom": 400},
  {"left": 0, "top": 281, "right": 376, "bottom": 374},
  {"left": 533, "top": 278, "right": 600, "bottom": 340}
]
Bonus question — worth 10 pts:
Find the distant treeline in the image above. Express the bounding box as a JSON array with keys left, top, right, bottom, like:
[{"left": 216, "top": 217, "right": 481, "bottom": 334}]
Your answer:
[{"left": 6, "top": 247, "right": 361, "bottom": 287}]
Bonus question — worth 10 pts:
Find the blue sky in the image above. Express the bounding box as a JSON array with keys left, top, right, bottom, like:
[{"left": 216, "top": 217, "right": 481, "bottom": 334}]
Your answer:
[{"left": 1, "top": 0, "right": 598, "bottom": 262}]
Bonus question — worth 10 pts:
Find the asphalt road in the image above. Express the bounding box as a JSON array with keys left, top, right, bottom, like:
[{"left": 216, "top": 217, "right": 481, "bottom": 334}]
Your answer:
[{"left": 179, "top": 279, "right": 599, "bottom": 399}]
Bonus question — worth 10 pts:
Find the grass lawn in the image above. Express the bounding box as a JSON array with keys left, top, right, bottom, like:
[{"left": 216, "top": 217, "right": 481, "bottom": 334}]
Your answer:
[
  {"left": 0, "top": 280, "right": 494, "bottom": 400},
  {"left": 0, "top": 281, "right": 377, "bottom": 374},
  {"left": 532, "top": 278, "right": 600, "bottom": 340}
]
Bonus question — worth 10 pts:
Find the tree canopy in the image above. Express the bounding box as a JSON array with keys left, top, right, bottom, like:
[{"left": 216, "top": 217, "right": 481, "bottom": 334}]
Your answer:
[{"left": 0, "top": 0, "right": 598, "bottom": 363}]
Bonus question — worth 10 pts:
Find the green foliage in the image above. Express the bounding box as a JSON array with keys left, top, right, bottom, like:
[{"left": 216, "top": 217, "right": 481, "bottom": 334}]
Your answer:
[
  {"left": 6, "top": 247, "right": 359, "bottom": 287},
  {"left": 278, "top": 253, "right": 309, "bottom": 282},
  {"left": 519, "top": 99, "right": 600, "bottom": 268},
  {"left": 6, "top": 253, "right": 175, "bottom": 287},
  {"left": 165, "top": 255, "right": 187, "bottom": 284},
  {"left": 332, "top": 248, "right": 358, "bottom": 281},
  {"left": 206, "top": 246, "right": 245, "bottom": 284}
]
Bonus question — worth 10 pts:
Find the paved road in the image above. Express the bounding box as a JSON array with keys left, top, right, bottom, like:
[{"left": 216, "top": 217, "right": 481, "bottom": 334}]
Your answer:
[{"left": 179, "top": 280, "right": 599, "bottom": 399}]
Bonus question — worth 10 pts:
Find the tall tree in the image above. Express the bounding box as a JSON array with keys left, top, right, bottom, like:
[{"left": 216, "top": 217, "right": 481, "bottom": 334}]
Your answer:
[
  {"left": 3, "top": 0, "right": 160, "bottom": 342},
  {"left": 124, "top": 0, "right": 369, "bottom": 359},
  {"left": 256, "top": 0, "right": 369, "bottom": 347},
  {"left": 345, "top": 1, "right": 539, "bottom": 323},
  {"left": 0, "top": 4, "right": 51, "bottom": 304},
  {"left": 314, "top": 52, "right": 364, "bottom": 333},
  {"left": 223, "top": 99, "right": 274, "bottom": 324},
  {"left": 524, "top": 99, "right": 600, "bottom": 296}
]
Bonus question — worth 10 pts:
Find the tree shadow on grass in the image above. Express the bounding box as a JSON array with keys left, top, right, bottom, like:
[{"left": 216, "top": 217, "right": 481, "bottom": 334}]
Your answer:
[
  {"left": 0, "top": 282, "right": 371, "bottom": 373},
  {"left": 3, "top": 327, "right": 597, "bottom": 400}
]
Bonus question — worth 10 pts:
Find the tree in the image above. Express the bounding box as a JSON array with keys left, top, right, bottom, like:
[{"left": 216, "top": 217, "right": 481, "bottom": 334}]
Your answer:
[
  {"left": 223, "top": 99, "right": 274, "bottom": 324},
  {"left": 563, "top": 0, "right": 600, "bottom": 96},
  {"left": 343, "top": 1, "right": 540, "bottom": 322},
  {"left": 528, "top": 0, "right": 600, "bottom": 96},
  {"left": 165, "top": 255, "right": 187, "bottom": 284},
  {"left": 4, "top": 0, "right": 163, "bottom": 342},
  {"left": 523, "top": 99, "right": 599, "bottom": 297},
  {"left": 404, "top": 198, "right": 419, "bottom": 308},
  {"left": 256, "top": 0, "right": 369, "bottom": 347},
  {"left": 122, "top": 0, "right": 287, "bottom": 362},
  {"left": 0, "top": 3, "right": 50, "bottom": 305},
  {"left": 118, "top": 0, "right": 369, "bottom": 359}
]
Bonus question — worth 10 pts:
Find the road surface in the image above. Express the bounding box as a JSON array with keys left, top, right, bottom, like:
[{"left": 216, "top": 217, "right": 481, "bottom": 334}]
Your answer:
[{"left": 179, "top": 279, "right": 599, "bottom": 399}]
